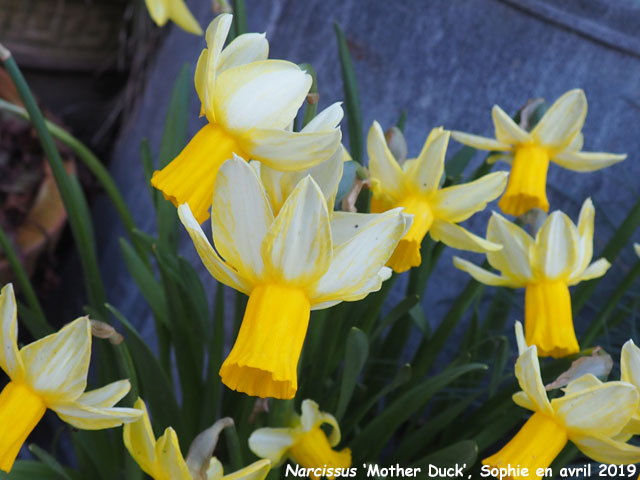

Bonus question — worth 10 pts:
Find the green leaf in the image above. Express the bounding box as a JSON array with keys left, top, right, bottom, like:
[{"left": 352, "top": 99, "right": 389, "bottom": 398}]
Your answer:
[
  {"left": 409, "top": 303, "right": 429, "bottom": 336},
  {"left": 334, "top": 23, "right": 363, "bottom": 163},
  {"left": 445, "top": 146, "right": 476, "bottom": 182},
  {"left": 336, "top": 327, "right": 369, "bottom": 420},
  {"left": 396, "top": 109, "right": 407, "bottom": 132},
  {"left": 28, "top": 445, "right": 72, "bottom": 480},
  {"left": 371, "top": 294, "right": 419, "bottom": 340},
  {"left": 299, "top": 63, "right": 318, "bottom": 128},
  {"left": 352, "top": 363, "right": 486, "bottom": 460},
  {"left": 411, "top": 440, "right": 478, "bottom": 476},
  {"left": 489, "top": 336, "right": 510, "bottom": 396},
  {"left": 106, "top": 303, "right": 184, "bottom": 439},
  {"left": 0, "top": 461, "right": 68, "bottom": 480},
  {"left": 200, "top": 282, "right": 226, "bottom": 427},
  {"left": 140, "top": 138, "right": 158, "bottom": 208}
]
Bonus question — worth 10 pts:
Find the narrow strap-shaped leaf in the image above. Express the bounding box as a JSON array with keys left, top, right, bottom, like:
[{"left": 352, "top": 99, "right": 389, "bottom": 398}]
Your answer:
[
  {"left": 336, "top": 327, "right": 369, "bottom": 420},
  {"left": 410, "top": 440, "right": 478, "bottom": 474}
]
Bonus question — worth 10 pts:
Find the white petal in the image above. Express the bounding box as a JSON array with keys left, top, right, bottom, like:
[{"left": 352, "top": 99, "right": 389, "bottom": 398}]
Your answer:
[
  {"left": 535, "top": 211, "right": 579, "bottom": 280},
  {"left": 178, "top": 204, "right": 252, "bottom": 294},
  {"left": 76, "top": 380, "right": 131, "bottom": 408},
  {"left": 215, "top": 60, "right": 311, "bottom": 131},
  {"left": 430, "top": 220, "right": 502, "bottom": 253},
  {"left": 0, "top": 284, "right": 24, "bottom": 380},
  {"left": 309, "top": 209, "right": 406, "bottom": 303},
  {"left": 515, "top": 346, "right": 553, "bottom": 415},
  {"left": 551, "top": 382, "right": 638, "bottom": 437},
  {"left": 432, "top": 171, "right": 508, "bottom": 223},
  {"left": 569, "top": 198, "right": 594, "bottom": 279},
  {"left": 552, "top": 150, "right": 626, "bottom": 172},
  {"left": 300, "top": 399, "right": 342, "bottom": 446},
  {"left": 240, "top": 127, "right": 341, "bottom": 172},
  {"left": 301, "top": 103, "right": 344, "bottom": 133},
  {"left": 450, "top": 131, "right": 512, "bottom": 151},
  {"left": 51, "top": 401, "right": 141, "bottom": 430},
  {"left": 512, "top": 391, "right": 536, "bottom": 411},
  {"left": 21, "top": 317, "right": 91, "bottom": 403},
  {"left": 330, "top": 211, "right": 382, "bottom": 246},
  {"left": 486, "top": 212, "right": 533, "bottom": 283},
  {"left": 572, "top": 434, "right": 640, "bottom": 464},
  {"left": 562, "top": 373, "right": 602, "bottom": 396},
  {"left": 531, "top": 89, "right": 587, "bottom": 149},
  {"left": 367, "top": 121, "right": 405, "bottom": 201},
  {"left": 262, "top": 176, "right": 332, "bottom": 285},
  {"left": 452, "top": 257, "right": 517, "bottom": 287},
  {"left": 568, "top": 258, "right": 610, "bottom": 286},
  {"left": 405, "top": 128, "right": 448, "bottom": 194},
  {"left": 492, "top": 105, "right": 531, "bottom": 144},
  {"left": 248, "top": 428, "right": 296, "bottom": 465},
  {"left": 622, "top": 340, "right": 640, "bottom": 389},
  {"left": 218, "top": 33, "right": 269, "bottom": 74},
  {"left": 514, "top": 321, "right": 528, "bottom": 355},
  {"left": 207, "top": 457, "right": 224, "bottom": 480},
  {"left": 211, "top": 156, "right": 273, "bottom": 282},
  {"left": 635, "top": 243, "right": 640, "bottom": 258}
]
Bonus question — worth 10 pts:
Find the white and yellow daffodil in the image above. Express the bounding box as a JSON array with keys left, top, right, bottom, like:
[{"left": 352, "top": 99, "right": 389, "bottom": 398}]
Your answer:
[
  {"left": 453, "top": 198, "right": 610, "bottom": 358},
  {"left": 249, "top": 400, "right": 351, "bottom": 480},
  {"left": 178, "top": 156, "right": 410, "bottom": 398},
  {"left": 451, "top": 89, "right": 626, "bottom": 217},
  {"left": 144, "top": 0, "right": 202, "bottom": 35},
  {"left": 482, "top": 322, "right": 640, "bottom": 480},
  {"left": 152, "top": 13, "right": 342, "bottom": 223},
  {"left": 619, "top": 340, "right": 640, "bottom": 435},
  {"left": 635, "top": 243, "right": 640, "bottom": 258},
  {"left": 0, "top": 284, "right": 141, "bottom": 473},
  {"left": 124, "top": 398, "right": 270, "bottom": 480},
  {"left": 367, "top": 121, "right": 508, "bottom": 273}
]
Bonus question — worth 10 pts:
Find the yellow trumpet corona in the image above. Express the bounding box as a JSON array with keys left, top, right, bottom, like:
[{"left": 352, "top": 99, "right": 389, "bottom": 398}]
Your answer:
[
  {"left": 0, "top": 284, "right": 141, "bottom": 473},
  {"left": 451, "top": 89, "right": 626, "bottom": 217},
  {"left": 453, "top": 198, "right": 610, "bottom": 358},
  {"left": 179, "top": 156, "right": 410, "bottom": 398},
  {"left": 367, "top": 121, "right": 508, "bottom": 273}
]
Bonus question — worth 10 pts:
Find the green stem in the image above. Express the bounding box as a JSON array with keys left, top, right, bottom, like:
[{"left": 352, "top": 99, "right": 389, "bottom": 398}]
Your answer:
[{"left": 1, "top": 48, "right": 106, "bottom": 317}]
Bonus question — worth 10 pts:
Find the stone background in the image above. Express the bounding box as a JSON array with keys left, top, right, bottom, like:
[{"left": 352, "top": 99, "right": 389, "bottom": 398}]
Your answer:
[{"left": 94, "top": 0, "right": 640, "bottom": 363}]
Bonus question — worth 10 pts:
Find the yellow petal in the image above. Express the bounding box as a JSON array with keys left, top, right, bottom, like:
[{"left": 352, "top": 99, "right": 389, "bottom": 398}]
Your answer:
[
  {"left": 450, "top": 131, "right": 512, "bottom": 151},
  {"left": 432, "top": 171, "right": 508, "bottom": 223},
  {"left": 212, "top": 156, "right": 273, "bottom": 283},
  {"left": 512, "top": 391, "right": 536, "bottom": 411},
  {"left": 221, "top": 459, "right": 271, "bottom": 480},
  {"left": 300, "top": 400, "right": 341, "bottom": 446},
  {"left": 572, "top": 434, "right": 640, "bottom": 464},
  {"left": 635, "top": 243, "right": 640, "bottom": 258},
  {"left": 562, "top": 373, "right": 602, "bottom": 396},
  {"left": 74, "top": 379, "right": 131, "bottom": 408},
  {"left": 531, "top": 89, "right": 587, "bottom": 149},
  {"left": 288, "top": 426, "right": 351, "bottom": 480},
  {"left": 155, "top": 428, "right": 192, "bottom": 480},
  {"left": 514, "top": 346, "right": 553, "bottom": 415},
  {"left": 123, "top": 398, "right": 157, "bottom": 477},
  {"left": 178, "top": 203, "right": 252, "bottom": 294},
  {"left": 430, "top": 220, "right": 502, "bottom": 253},
  {"left": 452, "top": 257, "right": 516, "bottom": 287},
  {"left": 486, "top": 212, "right": 533, "bottom": 284},
  {"left": 568, "top": 258, "right": 610, "bottom": 286},
  {"left": 214, "top": 60, "right": 310, "bottom": 131},
  {"left": 621, "top": 340, "right": 640, "bottom": 389},
  {"left": 535, "top": 211, "right": 579, "bottom": 280},
  {"left": 552, "top": 382, "right": 639, "bottom": 438},
  {"left": 552, "top": 149, "right": 626, "bottom": 172},
  {"left": 569, "top": 198, "right": 594, "bottom": 279},
  {"left": 0, "top": 284, "right": 24, "bottom": 381},
  {"left": 51, "top": 401, "right": 141, "bottom": 430},
  {"left": 492, "top": 105, "right": 531, "bottom": 145},
  {"left": 144, "top": 0, "right": 169, "bottom": 26},
  {"left": 20, "top": 317, "right": 91, "bottom": 404},
  {"left": 405, "top": 128, "right": 448, "bottom": 194},
  {"left": 167, "top": 0, "right": 202, "bottom": 35},
  {"left": 367, "top": 121, "right": 406, "bottom": 201}
]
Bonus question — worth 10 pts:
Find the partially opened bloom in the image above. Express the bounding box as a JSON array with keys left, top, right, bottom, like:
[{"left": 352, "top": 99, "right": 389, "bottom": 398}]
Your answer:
[
  {"left": 0, "top": 284, "right": 141, "bottom": 473},
  {"left": 367, "top": 121, "right": 508, "bottom": 273},
  {"left": 453, "top": 198, "right": 610, "bottom": 358},
  {"left": 124, "top": 398, "right": 270, "bottom": 480},
  {"left": 152, "top": 13, "right": 342, "bottom": 223},
  {"left": 482, "top": 322, "right": 640, "bottom": 480},
  {"left": 144, "top": 0, "right": 202, "bottom": 35},
  {"left": 249, "top": 400, "right": 351, "bottom": 480},
  {"left": 452, "top": 89, "right": 626, "bottom": 216},
  {"left": 179, "top": 156, "right": 409, "bottom": 398}
]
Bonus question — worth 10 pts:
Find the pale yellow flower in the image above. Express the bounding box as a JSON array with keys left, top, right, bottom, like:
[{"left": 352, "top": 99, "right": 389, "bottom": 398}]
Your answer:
[
  {"left": 144, "top": 0, "right": 202, "bottom": 35},
  {"left": 124, "top": 398, "right": 270, "bottom": 480},
  {"left": 0, "top": 284, "right": 141, "bottom": 473},
  {"left": 454, "top": 198, "right": 610, "bottom": 358},
  {"left": 179, "top": 156, "right": 409, "bottom": 398},
  {"left": 249, "top": 400, "right": 351, "bottom": 480},
  {"left": 367, "top": 121, "right": 508, "bottom": 273},
  {"left": 152, "top": 14, "right": 342, "bottom": 223},
  {"left": 452, "top": 89, "right": 626, "bottom": 216},
  {"left": 483, "top": 323, "right": 640, "bottom": 480}
]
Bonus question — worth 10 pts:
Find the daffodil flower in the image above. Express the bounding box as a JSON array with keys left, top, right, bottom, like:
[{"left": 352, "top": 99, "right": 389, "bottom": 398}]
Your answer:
[
  {"left": 144, "top": 0, "right": 203, "bottom": 35},
  {"left": 124, "top": 398, "right": 270, "bottom": 480},
  {"left": 367, "top": 121, "right": 508, "bottom": 273},
  {"left": 453, "top": 198, "right": 610, "bottom": 358},
  {"left": 635, "top": 243, "right": 640, "bottom": 258},
  {"left": 152, "top": 13, "right": 342, "bottom": 223},
  {"left": 482, "top": 322, "right": 640, "bottom": 480},
  {"left": 451, "top": 89, "right": 626, "bottom": 217},
  {"left": 0, "top": 284, "right": 141, "bottom": 473},
  {"left": 249, "top": 400, "right": 351, "bottom": 480},
  {"left": 178, "top": 156, "right": 410, "bottom": 398},
  {"left": 618, "top": 340, "right": 640, "bottom": 435}
]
